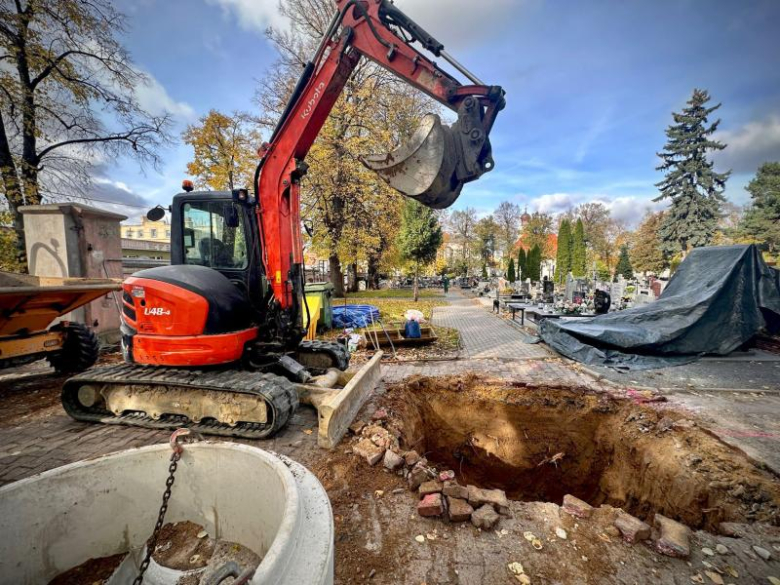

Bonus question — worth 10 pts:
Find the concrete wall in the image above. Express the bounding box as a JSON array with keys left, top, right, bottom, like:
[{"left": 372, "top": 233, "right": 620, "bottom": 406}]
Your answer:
[{"left": 21, "top": 204, "right": 127, "bottom": 340}]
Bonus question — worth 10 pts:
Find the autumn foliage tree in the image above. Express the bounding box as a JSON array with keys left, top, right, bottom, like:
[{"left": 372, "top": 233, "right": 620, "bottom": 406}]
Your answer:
[
  {"left": 631, "top": 211, "right": 667, "bottom": 274},
  {"left": 182, "top": 110, "right": 259, "bottom": 191},
  {"left": 0, "top": 0, "right": 172, "bottom": 269}
]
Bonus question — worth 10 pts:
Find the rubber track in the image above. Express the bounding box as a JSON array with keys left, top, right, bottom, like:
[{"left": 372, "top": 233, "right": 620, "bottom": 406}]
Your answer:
[
  {"left": 296, "top": 340, "right": 350, "bottom": 371},
  {"left": 62, "top": 363, "right": 299, "bottom": 439}
]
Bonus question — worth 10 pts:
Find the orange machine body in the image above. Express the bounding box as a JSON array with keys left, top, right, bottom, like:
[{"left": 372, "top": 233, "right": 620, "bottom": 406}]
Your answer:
[{"left": 121, "top": 272, "right": 258, "bottom": 367}]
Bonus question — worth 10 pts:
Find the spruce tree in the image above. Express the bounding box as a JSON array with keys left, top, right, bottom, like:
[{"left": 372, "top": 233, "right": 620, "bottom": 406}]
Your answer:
[
  {"left": 654, "top": 89, "right": 730, "bottom": 256},
  {"left": 507, "top": 258, "right": 516, "bottom": 283},
  {"left": 518, "top": 248, "right": 527, "bottom": 280},
  {"left": 554, "top": 219, "right": 572, "bottom": 284},
  {"left": 615, "top": 245, "right": 634, "bottom": 280},
  {"left": 571, "top": 219, "right": 587, "bottom": 277},
  {"left": 397, "top": 199, "right": 443, "bottom": 301},
  {"left": 737, "top": 162, "right": 780, "bottom": 255}
]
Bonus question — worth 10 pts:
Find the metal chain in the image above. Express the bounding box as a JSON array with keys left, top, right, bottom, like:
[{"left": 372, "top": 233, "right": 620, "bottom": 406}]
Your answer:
[{"left": 133, "top": 430, "right": 188, "bottom": 585}]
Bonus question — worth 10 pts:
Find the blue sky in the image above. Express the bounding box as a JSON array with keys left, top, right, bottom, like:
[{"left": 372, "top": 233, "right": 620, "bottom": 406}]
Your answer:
[{"left": 100, "top": 0, "right": 780, "bottom": 227}]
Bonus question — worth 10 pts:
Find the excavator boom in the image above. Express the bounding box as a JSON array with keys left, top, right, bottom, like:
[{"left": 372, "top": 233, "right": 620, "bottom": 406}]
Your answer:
[{"left": 257, "top": 0, "right": 505, "bottom": 330}]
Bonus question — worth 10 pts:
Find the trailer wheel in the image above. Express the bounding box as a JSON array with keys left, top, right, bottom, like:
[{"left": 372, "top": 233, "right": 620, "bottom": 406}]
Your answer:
[{"left": 47, "top": 323, "right": 100, "bottom": 374}]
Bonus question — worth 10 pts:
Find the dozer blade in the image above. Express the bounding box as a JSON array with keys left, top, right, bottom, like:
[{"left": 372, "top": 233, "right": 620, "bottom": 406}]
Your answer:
[
  {"left": 296, "top": 350, "right": 383, "bottom": 449},
  {"left": 361, "top": 97, "right": 495, "bottom": 209}
]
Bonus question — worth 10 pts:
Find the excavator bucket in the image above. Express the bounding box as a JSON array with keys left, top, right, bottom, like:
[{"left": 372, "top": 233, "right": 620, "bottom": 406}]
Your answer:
[{"left": 361, "top": 97, "right": 495, "bottom": 209}]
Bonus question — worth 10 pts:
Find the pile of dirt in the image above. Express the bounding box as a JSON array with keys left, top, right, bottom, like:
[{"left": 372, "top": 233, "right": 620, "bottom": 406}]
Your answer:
[{"left": 384, "top": 375, "right": 780, "bottom": 531}]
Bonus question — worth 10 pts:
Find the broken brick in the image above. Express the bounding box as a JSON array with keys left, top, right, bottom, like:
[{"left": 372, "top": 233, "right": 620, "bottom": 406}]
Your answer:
[
  {"left": 438, "top": 470, "right": 455, "bottom": 482},
  {"left": 562, "top": 494, "right": 593, "bottom": 519},
  {"left": 353, "top": 439, "right": 385, "bottom": 466},
  {"left": 614, "top": 513, "right": 651, "bottom": 544},
  {"left": 442, "top": 480, "right": 469, "bottom": 500},
  {"left": 654, "top": 514, "right": 691, "bottom": 558},
  {"left": 447, "top": 497, "right": 473, "bottom": 522},
  {"left": 467, "top": 485, "right": 509, "bottom": 515},
  {"left": 417, "top": 493, "right": 445, "bottom": 517},
  {"left": 371, "top": 408, "right": 388, "bottom": 421},
  {"left": 408, "top": 464, "right": 429, "bottom": 491},
  {"left": 383, "top": 449, "right": 404, "bottom": 471},
  {"left": 349, "top": 420, "right": 366, "bottom": 434},
  {"left": 471, "top": 504, "right": 500, "bottom": 529},
  {"left": 403, "top": 450, "right": 421, "bottom": 467},
  {"left": 419, "top": 480, "right": 443, "bottom": 497}
]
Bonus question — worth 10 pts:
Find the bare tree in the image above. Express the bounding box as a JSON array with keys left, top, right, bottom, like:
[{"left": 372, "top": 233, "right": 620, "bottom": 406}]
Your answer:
[
  {"left": 0, "top": 0, "right": 173, "bottom": 268},
  {"left": 493, "top": 200, "right": 521, "bottom": 259},
  {"left": 448, "top": 207, "right": 478, "bottom": 275}
]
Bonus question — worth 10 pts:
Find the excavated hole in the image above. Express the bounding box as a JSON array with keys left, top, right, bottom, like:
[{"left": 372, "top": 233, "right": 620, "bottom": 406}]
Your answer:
[{"left": 389, "top": 375, "right": 780, "bottom": 531}]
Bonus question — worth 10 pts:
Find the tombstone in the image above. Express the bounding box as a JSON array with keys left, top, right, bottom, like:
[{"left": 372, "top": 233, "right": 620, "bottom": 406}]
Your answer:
[
  {"left": 542, "top": 278, "right": 555, "bottom": 303},
  {"left": 564, "top": 274, "right": 576, "bottom": 302},
  {"left": 610, "top": 278, "right": 625, "bottom": 301},
  {"left": 594, "top": 289, "right": 611, "bottom": 314}
]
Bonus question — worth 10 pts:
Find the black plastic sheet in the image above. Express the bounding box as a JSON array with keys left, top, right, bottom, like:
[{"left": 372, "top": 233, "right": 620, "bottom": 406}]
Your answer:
[{"left": 540, "top": 245, "right": 780, "bottom": 370}]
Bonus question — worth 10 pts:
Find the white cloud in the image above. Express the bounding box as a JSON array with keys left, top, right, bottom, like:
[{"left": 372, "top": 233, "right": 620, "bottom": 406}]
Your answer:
[
  {"left": 529, "top": 192, "right": 666, "bottom": 228},
  {"left": 529, "top": 192, "right": 576, "bottom": 214},
  {"left": 206, "top": 0, "right": 289, "bottom": 32},
  {"left": 394, "top": 0, "right": 520, "bottom": 51},
  {"left": 134, "top": 68, "right": 196, "bottom": 121},
  {"left": 713, "top": 115, "right": 780, "bottom": 174}
]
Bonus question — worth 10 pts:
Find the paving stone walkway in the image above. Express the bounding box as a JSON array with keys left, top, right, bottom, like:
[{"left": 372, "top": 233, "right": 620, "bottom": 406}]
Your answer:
[{"left": 432, "top": 293, "right": 550, "bottom": 360}]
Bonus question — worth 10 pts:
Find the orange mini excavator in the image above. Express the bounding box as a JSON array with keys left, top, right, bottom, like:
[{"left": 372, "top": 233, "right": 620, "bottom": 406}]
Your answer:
[{"left": 63, "top": 0, "right": 505, "bottom": 438}]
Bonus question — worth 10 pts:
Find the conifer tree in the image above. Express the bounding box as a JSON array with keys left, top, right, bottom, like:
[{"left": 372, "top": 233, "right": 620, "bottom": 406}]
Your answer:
[
  {"left": 518, "top": 248, "right": 527, "bottom": 280},
  {"left": 737, "top": 162, "right": 780, "bottom": 255},
  {"left": 654, "top": 89, "right": 730, "bottom": 256},
  {"left": 615, "top": 245, "right": 634, "bottom": 280},
  {"left": 571, "top": 219, "right": 587, "bottom": 277},
  {"left": 507, "top": 258, "right": 516, "bottom": 283},
  {"left": 554, "top": 219, "right": 572, "bottom": 284},
  {"left": 527, "top": 244, "right": 542, "bottom": 282}
]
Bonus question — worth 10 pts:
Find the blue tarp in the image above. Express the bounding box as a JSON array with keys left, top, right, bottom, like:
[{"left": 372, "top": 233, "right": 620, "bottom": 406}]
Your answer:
[{"left": 333, "top": 304, "right": 381, "bottom": 328}]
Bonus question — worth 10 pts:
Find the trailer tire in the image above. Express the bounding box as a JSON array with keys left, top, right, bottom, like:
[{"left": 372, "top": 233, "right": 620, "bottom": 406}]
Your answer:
[{"left": 47, "top": 323, "right": 100, "bottom": 374}]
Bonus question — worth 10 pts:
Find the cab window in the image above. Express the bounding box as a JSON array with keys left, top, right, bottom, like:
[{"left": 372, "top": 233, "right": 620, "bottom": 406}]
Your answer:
[{"left": 182, "top": 201, "right": 248, "bottom": 269}]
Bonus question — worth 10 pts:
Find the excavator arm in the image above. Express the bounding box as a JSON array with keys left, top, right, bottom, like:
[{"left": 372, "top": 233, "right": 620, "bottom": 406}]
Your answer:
[{"left": 254, "top": 0, "right": 505, "bottom": 343}]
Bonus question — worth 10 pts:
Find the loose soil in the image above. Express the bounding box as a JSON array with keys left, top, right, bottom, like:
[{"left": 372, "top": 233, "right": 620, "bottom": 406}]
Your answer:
[
  {"left": 387, "top": 375, "right": 780, "bottom": 531},
  {"left": 47, "top": 553, "right": 126, "bottom": 585},
  {"left": 152, "top": 520, "right": 215, "bottom": 570}
]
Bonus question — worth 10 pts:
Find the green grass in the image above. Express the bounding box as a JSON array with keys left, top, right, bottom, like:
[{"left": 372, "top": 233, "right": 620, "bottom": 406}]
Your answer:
[
  {"left": 335, "top": 289, "right": 444, "bottom": 300},
  {"left": 333, "top": 297, "right": 448, "bottom": 324}
]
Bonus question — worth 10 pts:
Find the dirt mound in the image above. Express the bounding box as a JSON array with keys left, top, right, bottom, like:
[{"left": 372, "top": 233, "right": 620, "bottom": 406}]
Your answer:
[{"left": 385, "top": 375, "right": 780, "bottom": 531}]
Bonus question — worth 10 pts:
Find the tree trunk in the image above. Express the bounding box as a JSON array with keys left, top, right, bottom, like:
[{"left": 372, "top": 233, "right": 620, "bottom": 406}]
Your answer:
[
  {"left": 413, "top": 262, "right": 419, "bottom": 302},
  {"left": 367, "top": 255, "right": 380, "bottom": 290},
  {"left": 347, "top": 263, "right": 359, "bottom": 293},
  {"left": 0, "top": 112, "right": 28, "bottom": 272},
  {"left": 329, "top": 254, "right": 344, "bottom": 297}
]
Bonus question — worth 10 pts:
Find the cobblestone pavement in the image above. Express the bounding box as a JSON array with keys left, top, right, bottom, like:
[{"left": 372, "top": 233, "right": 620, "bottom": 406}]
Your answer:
[
  {"left": 0, "top": 369, "right": 321, "bottom": 488},
  {"left": 432, "top": 293, "right": 550, "bottom": 360}
]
